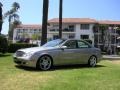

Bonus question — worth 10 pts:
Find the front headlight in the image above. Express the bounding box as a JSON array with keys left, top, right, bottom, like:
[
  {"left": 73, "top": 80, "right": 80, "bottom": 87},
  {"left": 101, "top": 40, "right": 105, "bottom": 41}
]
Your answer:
[{"left": 23, "top": 52, "right": 34, "bottom": 57}]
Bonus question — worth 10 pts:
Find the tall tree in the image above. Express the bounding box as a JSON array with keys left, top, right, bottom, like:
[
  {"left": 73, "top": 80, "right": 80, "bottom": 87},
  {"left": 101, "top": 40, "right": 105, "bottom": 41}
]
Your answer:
[
  {"left": 4, "top": 2, "right": 20, "bottom": 40},
  {"left": 0, "top": 2, "right": 3, "bottom": 34},
  {"left": 41, "top": 0, "right": 49, "bottom": 45},
  {"left": 59, "top": 0, "right": 63, "bottom": 38}
]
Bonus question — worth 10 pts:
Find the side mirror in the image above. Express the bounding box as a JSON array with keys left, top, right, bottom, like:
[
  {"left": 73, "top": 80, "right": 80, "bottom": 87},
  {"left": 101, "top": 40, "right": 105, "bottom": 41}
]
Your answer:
[{"left": 61, "top": 46, "right": 67, "bottom": 50}]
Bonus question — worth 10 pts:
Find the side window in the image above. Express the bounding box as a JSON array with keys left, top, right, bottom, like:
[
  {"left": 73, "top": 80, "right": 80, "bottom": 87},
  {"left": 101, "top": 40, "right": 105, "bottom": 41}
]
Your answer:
[
  {"left": 77, "top": 41, "right": 90, "bottom": 48},
  {"left": 64, "top": 40, "right": 77, "bottom": 49}
]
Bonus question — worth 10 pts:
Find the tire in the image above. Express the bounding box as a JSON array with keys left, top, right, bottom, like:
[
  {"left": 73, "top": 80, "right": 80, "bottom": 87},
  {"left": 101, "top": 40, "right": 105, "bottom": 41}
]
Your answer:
[
  {"left": 37, "top": 55, "right": 52, "bottom": 70},
  {"left": 88, "top": 56, "right": 97, "bottom": 67}
]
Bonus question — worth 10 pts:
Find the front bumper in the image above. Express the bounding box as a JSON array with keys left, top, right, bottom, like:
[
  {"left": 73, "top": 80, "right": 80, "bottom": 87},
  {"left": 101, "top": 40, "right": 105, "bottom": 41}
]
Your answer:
[{"left": 13, "top": 57, "right": 36, "bottom": 68}]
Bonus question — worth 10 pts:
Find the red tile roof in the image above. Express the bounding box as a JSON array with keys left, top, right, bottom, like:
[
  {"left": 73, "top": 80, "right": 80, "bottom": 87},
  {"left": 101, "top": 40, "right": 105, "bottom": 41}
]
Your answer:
[
  {"left": 48, "top": 18, "right": 97, "bottom": 24},
  {"left": 98, "top": 20, "right": 120, "bottom": 25},
  {"left": 49, "top": 18, "right": 120, "bottom": 25},
  {"left": 16, "top": 24, "right": 42, "bottom": 29},
  {"left": 15, "top": 18, "right": 120, "bottom": 30}
]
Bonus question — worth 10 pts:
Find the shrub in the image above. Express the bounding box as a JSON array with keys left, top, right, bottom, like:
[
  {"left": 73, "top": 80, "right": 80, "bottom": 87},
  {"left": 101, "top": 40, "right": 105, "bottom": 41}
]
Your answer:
[
  {"left": 0, "top": 35, "right": 8, "bottom": 53},
  {"left": 8, "top": 43, "right": 38, "bottom": 53}
]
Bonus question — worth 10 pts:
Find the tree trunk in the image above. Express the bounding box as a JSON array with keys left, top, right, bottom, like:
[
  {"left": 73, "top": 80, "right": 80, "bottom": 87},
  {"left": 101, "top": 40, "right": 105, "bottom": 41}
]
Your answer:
[
  {"left": 59, "top": 0, "right": 63, "bottom": 38},
  {"left": 8, "top": 15, "right": 12, "bottom": 40},
  {"left": 41, "top": 0, "right": 49, "bottom": 46},
  {"left": 0, "top": 5, "right": 3, "bottom": 34}
]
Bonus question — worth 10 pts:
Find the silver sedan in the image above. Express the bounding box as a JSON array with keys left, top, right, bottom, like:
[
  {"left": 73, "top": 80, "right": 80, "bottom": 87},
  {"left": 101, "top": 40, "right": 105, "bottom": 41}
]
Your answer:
[{"left": 13, "top": 39, "right": 101, "bottom": 70}]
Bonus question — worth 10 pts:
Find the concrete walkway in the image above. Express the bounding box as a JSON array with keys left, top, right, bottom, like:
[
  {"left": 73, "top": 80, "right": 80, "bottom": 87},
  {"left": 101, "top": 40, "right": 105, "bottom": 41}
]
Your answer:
[{"left": 103, "top": 55, "right": 120, "bottom": 60}]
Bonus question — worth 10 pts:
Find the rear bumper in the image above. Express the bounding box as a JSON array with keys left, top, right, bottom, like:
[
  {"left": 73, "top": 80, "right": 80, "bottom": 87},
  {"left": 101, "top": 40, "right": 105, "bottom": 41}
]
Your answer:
[{"left": 13, "top": 57, "right": 36, "bottom": 68}]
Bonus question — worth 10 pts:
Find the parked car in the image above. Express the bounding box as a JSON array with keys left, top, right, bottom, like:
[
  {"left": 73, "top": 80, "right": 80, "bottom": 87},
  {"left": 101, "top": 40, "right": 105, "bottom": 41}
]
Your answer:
[{"left": 13, "top": 39, "right": 101, "bottom": 70}]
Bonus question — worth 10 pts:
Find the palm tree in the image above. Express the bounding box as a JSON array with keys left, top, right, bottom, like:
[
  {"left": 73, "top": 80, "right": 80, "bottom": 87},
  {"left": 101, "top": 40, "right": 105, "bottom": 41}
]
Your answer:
[
  {"left": 59, "top": 0, "right": 63, "bottom": 38},
  {"left": 0, "top": 2, "right": 3, "bottom": 34},
  {"left": 12, "top": 2, "right": 20, "bottom": 12},
  {"left": 9, "top": 19, "right": 21, "bottom": 40},
  {"left": 41, "top": 0, "right": 49, "bottom": 45},
  {"left": 4, "top": 2, "right": 20, "bottom": 40}
]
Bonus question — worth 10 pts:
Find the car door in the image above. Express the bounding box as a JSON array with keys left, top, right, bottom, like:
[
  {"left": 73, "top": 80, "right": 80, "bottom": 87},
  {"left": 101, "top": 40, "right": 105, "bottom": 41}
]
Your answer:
[
  {"left": 58, "top": 40, "right": 79, "bottom": 65},
  {"left": 75, "top": 40, "right": 92, "bottom": 64}
]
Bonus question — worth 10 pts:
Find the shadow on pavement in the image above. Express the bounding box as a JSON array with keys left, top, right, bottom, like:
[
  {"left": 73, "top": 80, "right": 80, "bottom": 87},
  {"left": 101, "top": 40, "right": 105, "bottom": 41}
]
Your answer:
[
  {"left": 15, "top": 64, "right": 106, "bottom": 72},
  {"left": 15, "top": 65, "right": 40, "bottom": 72},
  {"left": 53, "top": 64, "right": 105, "bottom": 70}
]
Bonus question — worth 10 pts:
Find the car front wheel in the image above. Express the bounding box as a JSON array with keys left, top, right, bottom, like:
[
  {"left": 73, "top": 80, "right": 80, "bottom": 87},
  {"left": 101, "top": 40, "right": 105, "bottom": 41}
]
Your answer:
[
  {"left": 88, "top": 56, "right": 97, "bottom": 67},
  {"left": 38, "top": 55, "right": 52, "bottom": 70}
]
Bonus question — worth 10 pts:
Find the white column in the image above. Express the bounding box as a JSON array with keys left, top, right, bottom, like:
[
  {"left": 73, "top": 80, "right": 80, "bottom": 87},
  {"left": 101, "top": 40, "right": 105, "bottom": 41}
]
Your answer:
[
  {"left": 90, "top": 24, "right": 94, "bottom": 46},
  {"left": 75, "top": 24, "right": 80, "bottom": 39},
  {"left": 13, "top": 29, "right": 17, "bottom": 43}
]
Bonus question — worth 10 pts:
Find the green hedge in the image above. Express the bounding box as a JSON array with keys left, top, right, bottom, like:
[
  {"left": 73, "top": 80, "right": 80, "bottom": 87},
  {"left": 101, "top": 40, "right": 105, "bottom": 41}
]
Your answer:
[
  {"left": 0, "top": 35, "right": 8, "bottom": 53},
  {"left": 8, "top": 43, "right": 38, "bottom": 53}
]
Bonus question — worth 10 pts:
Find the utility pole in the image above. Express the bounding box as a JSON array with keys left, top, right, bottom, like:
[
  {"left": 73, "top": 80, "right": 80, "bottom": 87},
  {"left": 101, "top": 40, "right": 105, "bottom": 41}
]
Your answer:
[
  {"left": 41, "top": 0, "right": 49, "bottom": 45},
  {"left": 59, "top": 0, "right": 63, "bottom": 38},
  {"left": 0, "top": 2, "right": 3, "bottom": 34}
]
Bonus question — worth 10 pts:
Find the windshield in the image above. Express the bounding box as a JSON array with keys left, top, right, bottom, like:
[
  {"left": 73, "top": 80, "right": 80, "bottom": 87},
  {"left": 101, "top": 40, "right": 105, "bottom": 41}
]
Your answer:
[{"left": 42, "top": 39, "right": 65, "bottom": 47}]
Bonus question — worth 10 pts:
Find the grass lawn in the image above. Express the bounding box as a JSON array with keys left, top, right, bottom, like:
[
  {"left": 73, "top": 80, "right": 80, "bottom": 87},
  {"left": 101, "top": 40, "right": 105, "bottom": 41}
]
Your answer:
[{"left": 0, "top": 53, "right": 120, "bottom": 90}]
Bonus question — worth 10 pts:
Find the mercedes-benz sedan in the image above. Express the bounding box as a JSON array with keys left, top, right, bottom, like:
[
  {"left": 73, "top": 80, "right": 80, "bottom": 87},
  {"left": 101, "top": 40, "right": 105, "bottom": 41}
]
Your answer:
[{"left": 13, "top": 39, "right": 101, "bottom": 70}]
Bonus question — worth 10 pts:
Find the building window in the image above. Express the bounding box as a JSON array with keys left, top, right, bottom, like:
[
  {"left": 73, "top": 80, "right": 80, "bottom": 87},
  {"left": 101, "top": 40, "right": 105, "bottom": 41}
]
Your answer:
[
  {"left": 69, "top": 25, "right": 75, "bottom": 32},
  {"left": 50, "top": 29, "right": 59, "bottom": 32},
  {"left": 53, "top": 25, "right": 59, "bottom": 28},
  {"left": 50, "top": 29, "right": 55, "bottom": 31},
  {"left": 81, "top": 35, "right": 89, "bottom": 39},
  {"left": 17, "top": 29, "right": 21, "bottom": 33},
  {"left": 39, "top": 29, "right": 41, "bottom": 32},
  {"left": 29, "top": 29, "right": 33, "bottom": 33},
  {"left": 24, "top": 29, "right": 28, "bottom": 33},
  {"left": 81, "top": 24, "right": 90, "bottom": 30},
  {"left": 20, "top": 29, "right": 23, "bottom": 33},
  {"left": 63, "top": 28, "right": 68, "bottom": 32},
  {"left": 34, "top": 29, "right": 37, "bottom": 32},
  {"left": 53, "top": 35, "right": 59, "bottom": 40},
  {"left": 69, "top": 34, "right": 75, "bottom": 39},
  {"left": 22, "top": 29, "right": 26, "bottom": 33}
]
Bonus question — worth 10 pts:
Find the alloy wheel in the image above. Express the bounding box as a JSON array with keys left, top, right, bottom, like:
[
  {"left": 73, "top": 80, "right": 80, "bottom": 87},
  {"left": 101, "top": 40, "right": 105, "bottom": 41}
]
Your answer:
[
  {"left": 89, "top": 56, "right": 97, "bottom": 67},
  {"left": 39, "top": 56, "right": 52, "bottom": 70}
]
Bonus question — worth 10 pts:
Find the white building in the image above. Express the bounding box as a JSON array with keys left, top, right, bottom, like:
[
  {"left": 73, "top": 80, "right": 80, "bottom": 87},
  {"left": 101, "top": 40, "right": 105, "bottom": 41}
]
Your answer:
[
  {"left": 48, "top": 18, "right": 96, "bottom": 45},
  {"left": 13, "top": 18, "right": 120, "bottom": 47},
  {"left": 13, "top": 18, "right": 97, "bottom": 45},
  {"left": 13, "top": 24, "right": 42, "bottom": 43}
]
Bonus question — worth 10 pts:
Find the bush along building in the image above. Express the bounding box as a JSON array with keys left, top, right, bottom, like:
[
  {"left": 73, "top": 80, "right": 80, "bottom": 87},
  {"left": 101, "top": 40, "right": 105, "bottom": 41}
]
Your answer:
[
  {"left": 13, "top": 18, "right": 120, "bottom": 54},
  {"left": 93, "top": 21, "right": 120, "bottom": 54}
]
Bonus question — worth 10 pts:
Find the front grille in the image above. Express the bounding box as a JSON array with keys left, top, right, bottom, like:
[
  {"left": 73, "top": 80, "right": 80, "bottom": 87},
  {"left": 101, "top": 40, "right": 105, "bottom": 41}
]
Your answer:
[
  {"left": 14, "top": 60, "right": 22, "bottom": 64},
  {"left": 16, "top": 51, "right": 25, "bottom": 57}
]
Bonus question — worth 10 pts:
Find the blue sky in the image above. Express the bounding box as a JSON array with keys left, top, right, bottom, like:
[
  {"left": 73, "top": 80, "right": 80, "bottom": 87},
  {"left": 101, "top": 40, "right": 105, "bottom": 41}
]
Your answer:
[{"left": 1, "top": 0, "right": 120, "bottom": 34}]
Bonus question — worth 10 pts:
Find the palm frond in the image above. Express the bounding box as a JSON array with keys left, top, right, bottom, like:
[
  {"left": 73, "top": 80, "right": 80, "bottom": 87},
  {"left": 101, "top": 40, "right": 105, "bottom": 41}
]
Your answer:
[
  {"left": 12, "top": 2, "right": 20, "bottom": 12},
  {"left": 0, "top": 2, "right": 3, "bottom": 7}
]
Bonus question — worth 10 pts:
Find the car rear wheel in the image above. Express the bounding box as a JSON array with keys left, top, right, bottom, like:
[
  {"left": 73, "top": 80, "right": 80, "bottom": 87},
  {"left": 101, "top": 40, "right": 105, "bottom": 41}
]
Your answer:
[
  {"left": 38, "top": 55, "right": 52, "bottom": 70},
  {"left": 88, "top": 56, "right": 97, "bottom": 67}
]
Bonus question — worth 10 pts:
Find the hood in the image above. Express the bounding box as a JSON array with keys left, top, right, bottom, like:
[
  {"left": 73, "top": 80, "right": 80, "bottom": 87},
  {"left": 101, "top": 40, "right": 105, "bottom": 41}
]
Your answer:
[{"left": 18, "top": 46, "right": 58, "bottom": 53}]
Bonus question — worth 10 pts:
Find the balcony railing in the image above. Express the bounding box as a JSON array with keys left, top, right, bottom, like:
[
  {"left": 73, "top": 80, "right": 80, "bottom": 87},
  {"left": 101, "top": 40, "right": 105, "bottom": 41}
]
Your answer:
[{"left": 49, "top": 28, "right": 75, "bottom": 32}]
